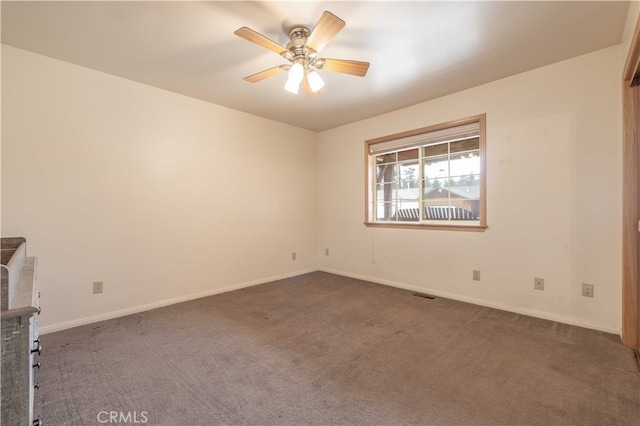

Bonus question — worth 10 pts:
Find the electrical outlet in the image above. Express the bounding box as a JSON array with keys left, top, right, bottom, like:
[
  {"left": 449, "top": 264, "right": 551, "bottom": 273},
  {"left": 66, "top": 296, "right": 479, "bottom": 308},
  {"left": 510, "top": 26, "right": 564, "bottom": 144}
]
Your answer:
[
  {"left": 292, "top": 252, "right": 296, "bottom": 261},
  {"left": 534, "top": 277, "right": 544, "bottom": 291},
  {"left": 582, "top": 283, "right": 594, "bottom": 298},
  {"left": 325, "top": 248, "right": 330, "bottom": 256},
  {"left": 93, "top": 281, "right": 104, "bottom": 294},
  {"left": 472, "top": 270, "right": 480, "bottom": 281}
]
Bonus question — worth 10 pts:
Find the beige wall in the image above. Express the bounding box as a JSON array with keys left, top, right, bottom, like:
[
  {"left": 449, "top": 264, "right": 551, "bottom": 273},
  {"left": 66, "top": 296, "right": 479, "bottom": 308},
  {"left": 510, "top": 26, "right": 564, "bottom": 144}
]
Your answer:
[
  {"left": 2, "top": 43, "right": 625, "bottom": 335},
  {"left": 317, "top": 46, "right": 622, "bottom": 333},
  {"left": 2, "top": 45, "right": 318, "bottom": 332}
]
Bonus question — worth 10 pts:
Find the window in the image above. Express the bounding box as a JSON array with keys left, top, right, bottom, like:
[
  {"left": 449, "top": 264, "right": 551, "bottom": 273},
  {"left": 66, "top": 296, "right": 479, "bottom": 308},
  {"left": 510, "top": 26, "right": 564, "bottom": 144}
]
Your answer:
[{"left": 365, "top": 114, "right": 486, "bottom": 231}]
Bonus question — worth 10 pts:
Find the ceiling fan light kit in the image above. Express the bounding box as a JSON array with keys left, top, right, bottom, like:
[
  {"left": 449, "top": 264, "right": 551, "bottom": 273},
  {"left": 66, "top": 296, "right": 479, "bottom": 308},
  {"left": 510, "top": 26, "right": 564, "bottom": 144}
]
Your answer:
[
  {"left": 306, "top": 71, "right": 325, "bottom": 92},
  {"left": 234, "top": 11, "right": 369, "bottom": 96}
]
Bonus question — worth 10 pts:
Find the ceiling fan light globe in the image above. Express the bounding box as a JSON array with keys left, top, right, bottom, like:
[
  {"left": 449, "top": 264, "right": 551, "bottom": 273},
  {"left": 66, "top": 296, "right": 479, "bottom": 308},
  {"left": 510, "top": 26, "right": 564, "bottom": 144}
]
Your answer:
[
  {"left": 307, "top": 71, "right": 325, "bottom": 92},
  {"left": 288, "top": 62, "right": 304, "bottom": 83},
  {"left": 284, "top": 78, "right": 300, "bottom": 94}
]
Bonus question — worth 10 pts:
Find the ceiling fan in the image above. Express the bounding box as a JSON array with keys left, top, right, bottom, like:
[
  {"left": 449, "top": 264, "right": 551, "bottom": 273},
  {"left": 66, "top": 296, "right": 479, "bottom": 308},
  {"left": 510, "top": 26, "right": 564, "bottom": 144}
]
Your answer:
[{"left": 234, "top": 11, "right": 370, "bottom": 96}]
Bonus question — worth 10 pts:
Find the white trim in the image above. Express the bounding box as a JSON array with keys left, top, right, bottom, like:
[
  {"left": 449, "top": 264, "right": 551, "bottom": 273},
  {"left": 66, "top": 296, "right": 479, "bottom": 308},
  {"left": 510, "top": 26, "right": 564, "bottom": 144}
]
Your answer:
[
  {"left": 41, "top": 267, "right": 621, "bottom": 337},
  {"left": 319, "top": 268, "right": 621, "bottom": 336},
  {"left": 39, "top": 268, "right": 317, "bottom": 334}
]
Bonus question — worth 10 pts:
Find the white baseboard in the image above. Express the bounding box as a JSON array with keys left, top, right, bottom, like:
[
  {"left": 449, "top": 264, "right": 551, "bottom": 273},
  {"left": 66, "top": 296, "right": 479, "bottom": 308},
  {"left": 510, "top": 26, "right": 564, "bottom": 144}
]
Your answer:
[
  {"left": 41, "top": 267, "right": 621, "bottom": 337},
  {"left": 39, "top": 268, "right": 317, "bottom": 334},
  {"left": 319, "top": 268, "right": 622, "bottom": 336}
]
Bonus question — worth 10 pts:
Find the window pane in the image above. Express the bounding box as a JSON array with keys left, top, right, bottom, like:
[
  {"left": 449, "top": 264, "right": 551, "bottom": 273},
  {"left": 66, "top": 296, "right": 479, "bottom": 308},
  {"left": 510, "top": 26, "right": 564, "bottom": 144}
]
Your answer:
[
  {"left": 423, "top": 179, "right": 447, "bottom": 198},
  {"left": 461, "top": 199, "right": 480, "bottom": 220},
  {"left": 397, "top": 148, "right": 419, "bottom": 161},
  {"left": 423, "top": 143, "right": 448, "bottom": 157},
  {"left": 450, "top": 137, "right": 479, "bottom": 154},
  {"left": 376, "top": 183, "right": 396, "bottom": 204},
  {"left": 450, "top": 151, "right": 480, "bottom": 179},
  {"left": 423, "top": 157, "right": 448, "bottom": 182},
  {"left": 423, "top": 186, "right": 450, "bottom": 202},
  {"left": 376, "top": 153, "right": 396, "bottom": 164},
  {"left": 423, "top": 200, "right": 478, "bottom": 220},
  {"left": 423, "top": 201, "right": 452, "bottom": 220},
  {"left": 376, "top": 164, "right": 396, "bottom": 184},
  {"left": 395, "top": 205, "right": 420, "bottom": 221},
  {"left": 398, "top": 162, "right": 419, "bottom": 189},
  {"left": 448, "top": 183, "right": 480, "bottom": 200},
  {"left": 376, "top": 203, "right": 396, "bottom": 221}
]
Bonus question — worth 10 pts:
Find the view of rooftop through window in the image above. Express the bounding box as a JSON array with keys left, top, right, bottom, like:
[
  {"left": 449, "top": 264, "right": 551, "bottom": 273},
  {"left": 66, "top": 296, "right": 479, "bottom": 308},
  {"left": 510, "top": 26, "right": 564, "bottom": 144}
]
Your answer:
[{"left": 375, "top": 137, "right": 480, "bottom": 222}]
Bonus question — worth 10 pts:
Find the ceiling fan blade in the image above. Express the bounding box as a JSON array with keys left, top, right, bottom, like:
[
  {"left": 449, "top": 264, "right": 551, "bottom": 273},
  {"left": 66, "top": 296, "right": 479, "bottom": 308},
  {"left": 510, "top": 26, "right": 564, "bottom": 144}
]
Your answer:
[
  {"left": 320, "top": 59, "right": 370, "bottom": 77},
  {"left": 302, "top": 76, "right": 320, "bottom": 97},
  {"left": 234, "top": 27, "right": 288, "bottom": 55},
  {"left": 306, "top": 11, "right": 345, "bottom": 53},
  {"left": 243, "top": 65, "right": 286, "bottom": 83}
]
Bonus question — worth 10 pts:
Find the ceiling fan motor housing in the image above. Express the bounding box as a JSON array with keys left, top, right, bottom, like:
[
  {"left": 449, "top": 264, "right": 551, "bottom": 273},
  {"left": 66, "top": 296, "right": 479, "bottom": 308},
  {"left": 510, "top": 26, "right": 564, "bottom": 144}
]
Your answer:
[
  {"left": 287, "top": 26, "right": 310, "bottom": 49},
  {"left": 285, "top": 26, "right": 316, "bottom": 70}
]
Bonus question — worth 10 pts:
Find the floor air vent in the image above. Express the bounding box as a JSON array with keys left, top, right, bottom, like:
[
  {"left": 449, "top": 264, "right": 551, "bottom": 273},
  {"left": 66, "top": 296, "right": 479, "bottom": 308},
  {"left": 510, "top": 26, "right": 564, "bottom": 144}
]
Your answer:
[{"left": 413, "top": 293, "right": 436, "bottom": 300}]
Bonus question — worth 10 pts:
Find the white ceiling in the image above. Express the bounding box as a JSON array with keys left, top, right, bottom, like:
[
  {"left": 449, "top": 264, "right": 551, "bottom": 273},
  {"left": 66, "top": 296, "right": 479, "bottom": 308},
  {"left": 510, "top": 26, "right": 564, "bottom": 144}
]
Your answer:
[{"left": 1, "top": 1, "right": 630, "bottom": 132}]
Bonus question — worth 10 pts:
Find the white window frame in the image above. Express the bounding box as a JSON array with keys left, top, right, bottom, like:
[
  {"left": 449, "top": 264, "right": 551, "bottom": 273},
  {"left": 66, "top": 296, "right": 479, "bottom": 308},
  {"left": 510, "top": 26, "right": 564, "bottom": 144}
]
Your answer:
[{"left": 364, "top": 114, "right": 487, "bottom": 232}]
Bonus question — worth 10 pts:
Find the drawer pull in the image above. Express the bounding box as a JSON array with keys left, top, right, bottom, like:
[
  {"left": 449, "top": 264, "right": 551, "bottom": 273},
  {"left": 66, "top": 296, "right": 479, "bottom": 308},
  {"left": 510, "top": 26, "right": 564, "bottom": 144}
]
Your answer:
[
  {"left": 33, "top": 416, "right": 42, "bottom": 426},
  {"left": 31, "top": 344, "right": 42, "bottom": 355},
  {"left": 33, "top": 361, "right": 41, "bottom": 369},
  {"left": 34, "top": 382, "right": 40, "bottom": 390}
]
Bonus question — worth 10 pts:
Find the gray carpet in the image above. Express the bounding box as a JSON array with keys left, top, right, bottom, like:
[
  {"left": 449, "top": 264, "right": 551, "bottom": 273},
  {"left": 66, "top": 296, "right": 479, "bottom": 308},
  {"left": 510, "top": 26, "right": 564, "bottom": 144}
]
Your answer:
[{"left": 36, "top": 272, "right": 640, "bottom": 425}]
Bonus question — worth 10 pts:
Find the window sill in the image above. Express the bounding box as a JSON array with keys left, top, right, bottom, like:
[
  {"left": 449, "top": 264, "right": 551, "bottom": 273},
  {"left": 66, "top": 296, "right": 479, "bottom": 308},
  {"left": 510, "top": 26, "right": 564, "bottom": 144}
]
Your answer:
[{"left": 363, "top": 221, "right": 487, "bottom": 232}]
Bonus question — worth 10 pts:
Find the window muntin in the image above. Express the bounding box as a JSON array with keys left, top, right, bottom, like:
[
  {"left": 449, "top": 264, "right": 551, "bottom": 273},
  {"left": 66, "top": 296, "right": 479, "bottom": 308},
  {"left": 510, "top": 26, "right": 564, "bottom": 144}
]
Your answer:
[{"left": 365, "top": 115, "right": 486, "bottom": 230}]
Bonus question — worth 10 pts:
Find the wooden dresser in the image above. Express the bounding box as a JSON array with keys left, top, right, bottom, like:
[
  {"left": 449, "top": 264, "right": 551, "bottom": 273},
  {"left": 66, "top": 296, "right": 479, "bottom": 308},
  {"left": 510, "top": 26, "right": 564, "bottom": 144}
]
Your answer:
[{"left": 1, "top": 237, "right": 42, "bottom": 425}]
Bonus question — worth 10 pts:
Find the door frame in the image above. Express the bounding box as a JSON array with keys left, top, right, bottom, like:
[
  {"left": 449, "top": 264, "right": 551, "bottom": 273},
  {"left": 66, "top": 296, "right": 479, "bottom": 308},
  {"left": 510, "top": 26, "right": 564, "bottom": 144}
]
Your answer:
[{"left": 622, "top": 13, "right": 640, "bottom": 353}]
